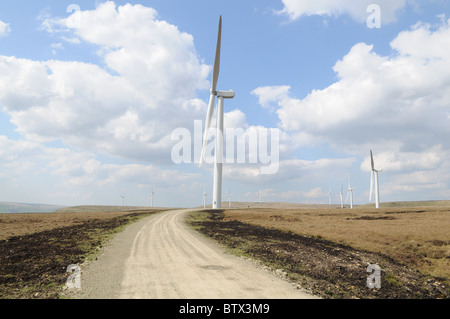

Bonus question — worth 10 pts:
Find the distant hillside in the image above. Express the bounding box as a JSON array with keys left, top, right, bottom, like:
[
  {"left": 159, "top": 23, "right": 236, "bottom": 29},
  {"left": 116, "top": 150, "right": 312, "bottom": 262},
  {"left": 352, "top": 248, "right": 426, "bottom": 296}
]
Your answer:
[
  {"left": 362, "top": 200, "right": 450, "bottom": 208},
  {"left": 197, "top": 202, "right": 355, "bottom": 209},
  {"left": 0, "top": 202, "right": 66, "bottom": 214},
  {"left": 201, "top": 201, "right": 450, "bottom": 209},
  {"left": 54, "top": 205, "right": 159, "bottom": 213}
]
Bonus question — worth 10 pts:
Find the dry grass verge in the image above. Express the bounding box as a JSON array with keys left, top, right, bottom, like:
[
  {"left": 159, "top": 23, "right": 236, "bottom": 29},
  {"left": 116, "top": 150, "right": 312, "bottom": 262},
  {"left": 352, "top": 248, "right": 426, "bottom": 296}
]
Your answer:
[
  {"left": 187, "top": 208, "right": 449, "bottom": 299},
  {"left": 0, "top": 208, "right": 161, "bottom": 299},
  {"left": 223, "top": 206, "right": 450, "bottom": 280}
]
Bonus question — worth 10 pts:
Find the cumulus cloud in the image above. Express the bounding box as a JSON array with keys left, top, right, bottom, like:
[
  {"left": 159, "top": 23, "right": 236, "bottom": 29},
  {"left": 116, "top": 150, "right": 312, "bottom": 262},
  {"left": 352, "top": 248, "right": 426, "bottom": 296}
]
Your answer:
[
  {"left": 0, "top": 135, "right": 45, "bottom": 178},
  {"left": 277, "top": 0, "right": 407, "bottom": 24},
  {"left": 251, "top": 85, "right": 290, "bottom": 111},
  {"left": 224, "top": 157, "right": 355, "bottom": 185},
  {"left": 0, "top": 133, "right": 201, "bottom": 205},
  {"left": 278, "top": 187, "right": 325, "bottom": 201},
  {"left": 360, "top": 146, "right": 444, "bottom": 173},
  {"left": 253, "top": 18, "right": 450, "bottom": 155},
  {"left": 0, "top": 2, "right": 210, "bottom": 164},
  {"left": 0, "top": 20, "right": 11, "bottom": 36},
  {"left": 251, "top": 18, "right": 450, "bottom": 197}
]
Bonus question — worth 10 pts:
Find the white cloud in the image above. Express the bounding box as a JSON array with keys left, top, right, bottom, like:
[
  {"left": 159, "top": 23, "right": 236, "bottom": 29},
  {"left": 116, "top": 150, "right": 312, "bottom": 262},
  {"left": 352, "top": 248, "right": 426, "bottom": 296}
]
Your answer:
[
  {"left": 0, "top": 2, "right": 211, "bottom": 164},
  {"left": 252, "top": 18, "right": 450, "bottom": 158},
  {"left": 224, "top": 109, "right": 249, "bottom": 130},
  {"left": 0, "top": 133, "right": 201, "bottom": 205},
  {"left": 0, "top": 135, "right": 45, "bottom": 178},
  {"left": 359, "top": 146, "right": 450, "bottom": 200},
  {"left": 278, "top": 187, "right": 325, "bottom": 201},
  {"left": 277, "top": 0, "right": 407, "bottom": 24},
  {"left": 251, "top": 17, "right": 450, "bottom": 199},
  {"left": 223, "top": 157, "right": 355, "bottom": 186},
  {"left": 251, "top": 85, "right": 290, "bottom": 111},
  {"left": 360, "top": 146, "right": 444, "bottom": 173},
  {"left": 0, "top": 20, "right": 11, "bottom": 37}
]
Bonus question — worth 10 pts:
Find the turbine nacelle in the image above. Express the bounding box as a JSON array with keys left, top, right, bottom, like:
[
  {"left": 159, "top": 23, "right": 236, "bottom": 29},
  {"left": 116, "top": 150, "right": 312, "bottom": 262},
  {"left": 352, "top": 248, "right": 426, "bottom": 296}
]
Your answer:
[
  {"left": 369, "top": 150, "right": 381, "bottom": 208},
  {"left": 216, "top": 89, "right": 235, "bottom": 99}
]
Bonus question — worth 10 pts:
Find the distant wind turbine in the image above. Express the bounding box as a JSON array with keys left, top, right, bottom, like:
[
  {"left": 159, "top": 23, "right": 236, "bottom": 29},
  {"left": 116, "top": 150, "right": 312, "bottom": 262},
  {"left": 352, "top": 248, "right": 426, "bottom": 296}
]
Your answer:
[
  {"left": 339, "top": 185, "right": 344, "bottom": 209},
  {"left": 369, "top": 150, "right": 382, "bottom": 209},
  {"left": 203, "top": 186, "right": 207, "bottom": 209},
  {"left": 257, "top": 186, "right": 262, "bottom": 204},
  {"left": 328, "top": 188, "right": 332, "bottom": 205},
  {"left": 150, "top": 185, "right": 154, "bottom": 207},
  {"left": 227, "top": 190, "right": 232, "bottom": 208},
  {"left": 347, "top": 177, "right": 355, "bottom": 209},
  {"left": 199, "top": 16, "right": 235, "bottom": 209},
  {"left": 120, "top": 193, "right": 125, "bottom": 206}
]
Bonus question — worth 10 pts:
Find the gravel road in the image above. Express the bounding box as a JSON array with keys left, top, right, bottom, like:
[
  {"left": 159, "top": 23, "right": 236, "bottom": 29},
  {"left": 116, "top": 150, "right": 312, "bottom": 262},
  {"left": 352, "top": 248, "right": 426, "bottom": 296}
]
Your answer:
[{"left": 71, "top": 209, "right": 318, "bottom": 299}]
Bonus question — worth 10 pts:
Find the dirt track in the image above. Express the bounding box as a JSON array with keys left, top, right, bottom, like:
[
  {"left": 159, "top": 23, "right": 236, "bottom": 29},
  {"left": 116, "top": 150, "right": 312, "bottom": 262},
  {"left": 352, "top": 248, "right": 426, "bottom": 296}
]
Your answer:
[{"left": 72, "top": 209, "right": 318, "bottom": 299}]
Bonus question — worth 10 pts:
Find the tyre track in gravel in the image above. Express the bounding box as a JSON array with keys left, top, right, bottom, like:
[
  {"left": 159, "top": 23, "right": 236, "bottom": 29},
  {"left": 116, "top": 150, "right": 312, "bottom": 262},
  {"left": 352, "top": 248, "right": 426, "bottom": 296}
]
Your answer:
[{"left": 73, "top": 209, "right": 318, "bottom": 299}]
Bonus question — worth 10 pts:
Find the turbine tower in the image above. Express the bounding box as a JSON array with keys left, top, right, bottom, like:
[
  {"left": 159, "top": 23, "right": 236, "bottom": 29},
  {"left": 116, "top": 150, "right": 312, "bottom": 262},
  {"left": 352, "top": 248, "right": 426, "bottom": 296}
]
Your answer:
[
  {"left": 227, "top": 190, "right": 231, "bottom": 208},
  {"left": 120, "top": 193, "right": 125, "bottom": 206},
  {"left": 258, "top": 186, "right": 262, "bottom": 204},
  {"left": 199, "top": 16, "right": 235, "bottom": 209},
  {"left": 339, "top": 185, "right": 344, "bottom": 209},
  {"left": 203, "top": 186, "right": 207, "bottom": 209},
  {"left": 150, "top": 185, "right": 154, "bottom": 207},
  {"left": 328, "top": 188, "right": 332, "bottom": 205},
  {"left": 347, "top": 177, "right": 355, "bottom": 209},
  {"left": 369, "top": 150, "right": 382, "bottom": 209}
]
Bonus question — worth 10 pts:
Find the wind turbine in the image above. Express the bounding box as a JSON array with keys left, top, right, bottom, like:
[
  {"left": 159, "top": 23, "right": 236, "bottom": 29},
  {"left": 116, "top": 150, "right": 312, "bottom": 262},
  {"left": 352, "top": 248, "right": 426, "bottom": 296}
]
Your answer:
[
  {"left": 328, "top": 188, "right": 332, "bottom": 205},
  {"left": 347, "top": 177, "right": 355, "bottom": 209},
  {"left": 150, "top": 185, "right": 154, "bottom": 207},
  {"left": 199, "top": 16, "right": 235, "bottom": 209},
  {"left": 227, "top": 190, "right": 231, "bottom": 208},
  {"left": 120, "top": 192, "right": 125, "bottom": 206},
  {"left": 339, "top": 185, "right": 344, "bottom": 209},
  {"left": 369, "top": 150, "right": 382, "bottom": 209},
  {"left": 257, "top": 186, "right": 262, "bottom": 204},
  {"left": 203, "top": 186, "right": 207, "bottom": 209}
]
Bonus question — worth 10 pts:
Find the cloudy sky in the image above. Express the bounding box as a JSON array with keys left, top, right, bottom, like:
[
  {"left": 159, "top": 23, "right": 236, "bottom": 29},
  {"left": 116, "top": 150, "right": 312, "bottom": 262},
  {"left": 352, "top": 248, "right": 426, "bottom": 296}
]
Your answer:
[{"left": 1, "top": 0, "right": 449, "bottom": 208}]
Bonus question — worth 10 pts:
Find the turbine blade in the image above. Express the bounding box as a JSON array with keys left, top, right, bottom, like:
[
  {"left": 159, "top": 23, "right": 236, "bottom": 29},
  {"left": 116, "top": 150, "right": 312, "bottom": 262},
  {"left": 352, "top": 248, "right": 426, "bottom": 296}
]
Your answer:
[
  {"left": 211, "top": 16, "right": 222, "bottom": 93},
  {"left": 199, "top": 93, "right": 215, "bottom": 166},
  {"left": 370, "top": 150, "right": 374, "bottom": 171},
  {"left": 200, "top": 16, "right": 222, "bottom": 167}
]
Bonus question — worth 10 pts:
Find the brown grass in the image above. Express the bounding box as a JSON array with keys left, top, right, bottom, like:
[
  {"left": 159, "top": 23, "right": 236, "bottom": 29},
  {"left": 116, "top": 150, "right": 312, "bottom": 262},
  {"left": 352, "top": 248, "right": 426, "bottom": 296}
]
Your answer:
[
  {"left": 0, "top": 206, "right": 164, "bottom": 298},
  {"left": 0, "top": 206, "right": 166, "bottom": 241},
  {"left": 223, "top": 206, "right": 450, "bottom": 280}
]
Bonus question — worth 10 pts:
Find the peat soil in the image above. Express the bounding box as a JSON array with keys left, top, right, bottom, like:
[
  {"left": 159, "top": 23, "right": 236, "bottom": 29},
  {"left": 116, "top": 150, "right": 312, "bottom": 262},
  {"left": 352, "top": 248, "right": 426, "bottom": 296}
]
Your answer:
[
  {"left": 0, "top": 211, "right": 156, "bottom": 299},
  {"left": 188, "top": 210, "right": 449, "bottom": 299}
]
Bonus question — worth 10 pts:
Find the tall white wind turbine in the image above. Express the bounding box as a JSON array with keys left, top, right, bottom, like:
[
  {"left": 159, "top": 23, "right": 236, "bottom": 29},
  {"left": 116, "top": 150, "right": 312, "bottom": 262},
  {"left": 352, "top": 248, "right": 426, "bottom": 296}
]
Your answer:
[
  {"left": 369, "top": 150, "right": 382, "bottom": 209},
  {"left": 199, "top": 16, "right": 235, "bottom": 209},
  {"left": 347, "top": 177, "right": 355, "bottom": 209},
  {"left": 339, "top": 185, "right": 344, "bottom": 209}
]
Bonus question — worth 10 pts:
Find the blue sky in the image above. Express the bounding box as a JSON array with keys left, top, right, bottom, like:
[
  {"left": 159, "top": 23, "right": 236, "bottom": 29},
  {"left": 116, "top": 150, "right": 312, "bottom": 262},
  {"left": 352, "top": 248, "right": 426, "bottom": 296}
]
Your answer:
[{"left": 1, "top": 0, "right": 450, "bottom": 208}]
